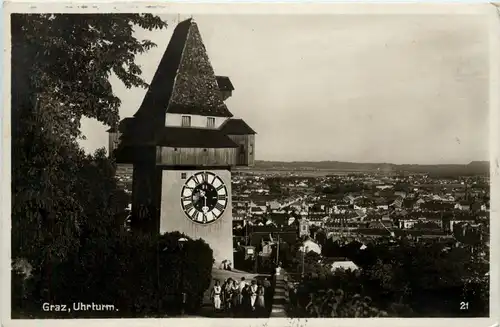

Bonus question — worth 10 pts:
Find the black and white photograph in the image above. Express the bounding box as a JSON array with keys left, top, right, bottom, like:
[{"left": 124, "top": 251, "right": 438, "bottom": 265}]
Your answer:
[{"left": 3, "top": 2, "right": 499, "bottom": 326}]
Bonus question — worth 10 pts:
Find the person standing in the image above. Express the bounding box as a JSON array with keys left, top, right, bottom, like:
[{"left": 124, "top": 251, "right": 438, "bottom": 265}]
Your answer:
[
  {"left": 275, "top": 262, "right": 282, "bottom": 276},
  {"left": 224, "top": 278, "right": 234, "bottom": 313},
  {"left": 211, "top": 280, "right": 222, "bottom": 312},
  {"left": 263, "top": 277, "right": 272, "bottom": 311},
  {"left": 242, "top": 284, "right": 252, "bottom": 315},
  {"left": 231, "top": 280, "right": 240, "bottom": 314},
  {"left": 249, "top": 280, "right": 258, "bottom": 312},
  {"left": 220, "top": 279, "right": 228, "bottom": 310},
  {"left": 256, "top": 281, "right": 266, "bottom": 314},
  {"left": 289, "top": 283, "right": 298, "bottom": 310},
  {"left": 238, "top": 277, "right": 247, "bottom": 307}
]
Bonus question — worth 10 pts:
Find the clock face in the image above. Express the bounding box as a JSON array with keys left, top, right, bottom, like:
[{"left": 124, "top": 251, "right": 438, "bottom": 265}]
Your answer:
[{"left": 181, "top": 171, "right": 228, "bottom": 224}]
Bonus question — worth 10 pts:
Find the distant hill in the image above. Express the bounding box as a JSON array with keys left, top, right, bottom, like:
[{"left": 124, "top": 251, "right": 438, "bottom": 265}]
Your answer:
[{"left": 252, "top": 160, "right": 489, "bottom": 176}]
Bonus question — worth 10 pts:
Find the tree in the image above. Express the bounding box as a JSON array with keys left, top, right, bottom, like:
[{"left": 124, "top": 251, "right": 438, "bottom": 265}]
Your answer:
[
  {"left": 315, "top": 230, "right": 327, "bottom": 247},
  {"left": 298, "top": 238, "right": 489, "bottom": 317},
  {"left": 11, "top": 14, "right": 169, "bottom": 316},
  {"left": 321, "top": 238, "right": 342, "bottom": 258},
  {"left": 298, "top": 251, "right": 326, "bottom": 277},
  {"left": 265, "top": 177, "right": 283, "bottom": 194},
  {"left": 309, "top": 225, "right": 319, "bottom": 237},
  {"left": 11, "top": 14, "right": 167, "bottom": 264}
]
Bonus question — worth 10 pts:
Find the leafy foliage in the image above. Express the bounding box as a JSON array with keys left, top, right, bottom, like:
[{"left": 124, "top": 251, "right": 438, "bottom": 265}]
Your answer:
[
  {"left": 292, "top": 272, "right": 390, "bottom": 317},
  {"left": 290, "top": 238, "right": 489, "bottom": 317},
  {"left": 12, "top": 14, "right": 167, "bottom": 130},
  {"left": 11, "top": 13, "right": 166, "bottom": 264}
]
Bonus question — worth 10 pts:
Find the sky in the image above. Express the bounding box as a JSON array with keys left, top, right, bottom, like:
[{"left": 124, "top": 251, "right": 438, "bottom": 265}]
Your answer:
[{"left": 79, "top": 13, "right": 490, "bottom": 165}]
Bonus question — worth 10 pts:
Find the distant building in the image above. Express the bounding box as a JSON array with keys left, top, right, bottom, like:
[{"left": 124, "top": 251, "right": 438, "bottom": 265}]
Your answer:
[
  {"left": 455, "top": 201, "right": 472, "bottom": 211},
  {"left": 450, "top": 215, "right": 476, "bottom": 230},
  {"left": 299, "top": 218, "right": 310, "bottom": 237},
  {"left": 330, "top": 260, "right": 359, "bottom": 273},
  {"left": 302, "top": 239, "right": 321, "bottom": 255},
  {"left": 268, "top": 200, "right": 281, "bottom": 210},
  {"left": 250, "top": 206, "right": 266, "bottom": 216},
  {"left": 107, "top": 125, "right": 121, "bottom": 158},
  {"left": 394, "top": 191, "right": 407, "bottom": 198}
]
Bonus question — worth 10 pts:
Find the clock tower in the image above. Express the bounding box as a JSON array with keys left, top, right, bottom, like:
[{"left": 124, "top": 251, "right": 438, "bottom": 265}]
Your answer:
[{"left": 112, "top": 19, "right": 256, "bottom": 266}]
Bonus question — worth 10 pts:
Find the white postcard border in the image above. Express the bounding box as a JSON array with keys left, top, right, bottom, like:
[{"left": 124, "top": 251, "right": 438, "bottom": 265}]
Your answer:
[{"left": 1, "top": 2, "right": 499, "bottom": 327}]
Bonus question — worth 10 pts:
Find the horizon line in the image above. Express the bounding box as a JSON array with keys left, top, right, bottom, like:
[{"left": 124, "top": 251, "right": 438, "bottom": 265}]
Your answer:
[{"left": 253, "top": 159, "right": 489, "bottom": 166}]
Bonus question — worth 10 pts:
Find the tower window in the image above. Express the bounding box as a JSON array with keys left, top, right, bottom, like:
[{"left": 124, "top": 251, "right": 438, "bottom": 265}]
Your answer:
[
  {"left": 181, "top": 115, "right": 191, "bottom": 127},
  {"left": 207, "top": 117, "right": 215, "bottom": 128},
  {"left": 181, "top": 173, "right": 187, "bottom": 179}
]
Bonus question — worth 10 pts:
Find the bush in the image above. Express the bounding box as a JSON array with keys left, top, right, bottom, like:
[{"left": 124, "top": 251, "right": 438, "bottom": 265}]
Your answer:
[
  {"left": 13, "top": 232, "right": 214, "bottom": 318},
  {"left": 291, "top": 238, "right": 489, "bottom": 317}
]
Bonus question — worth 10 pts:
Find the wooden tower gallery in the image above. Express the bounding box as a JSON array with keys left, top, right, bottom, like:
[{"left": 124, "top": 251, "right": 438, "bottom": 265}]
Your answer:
[{"left": 109, "top": 19, "right": 256, "bottom": 266}]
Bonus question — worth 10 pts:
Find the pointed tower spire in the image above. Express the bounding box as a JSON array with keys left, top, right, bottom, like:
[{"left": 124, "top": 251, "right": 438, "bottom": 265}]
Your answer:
[{"left": 134, "top": 19, "right": 233, "bottom": 123}]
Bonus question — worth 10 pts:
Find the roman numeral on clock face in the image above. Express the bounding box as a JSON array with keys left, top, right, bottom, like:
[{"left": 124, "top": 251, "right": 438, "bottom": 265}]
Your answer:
[
  {"left": 217, "top": 194, "right": 227, "bottom": 200},
  {"left": 205, "top": 212, "right": 214, "bottom": 222},
  {"left": 215, "top": 201, "right": 225, "bottom": 212},
  {"left": 196, "top": 211, "right": 203, "bottom": 222},
  {"left": 188, "top": 210, "right": 197, "bottom": 220},
  {"left": 216, "top": 184, "right": 225, "bottom": 192},
  {"left": 200, "top": 172, "right": 209, "bottom": 183},
  {"left": 184, "top": 202, "right": 194, "bottom": 212}
]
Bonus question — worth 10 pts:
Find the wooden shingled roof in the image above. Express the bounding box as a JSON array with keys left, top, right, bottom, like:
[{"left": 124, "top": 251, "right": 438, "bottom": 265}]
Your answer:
[
  {"left": 220, "top": 118, "right": 256, "bottom": 135},
  {"left": 111, "top": 19, "right": 248, "bottom": 162},
  {"left": 134, "top": 19, "right": 233, "bottom": 120},
  {"left": 216, "top": 76, "right": 234, "bottom": 91}
]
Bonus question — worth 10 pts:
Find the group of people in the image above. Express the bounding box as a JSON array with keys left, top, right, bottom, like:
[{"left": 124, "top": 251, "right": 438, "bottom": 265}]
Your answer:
[{"left": 211, "top": 277, "right": 271, "bottom": 316}]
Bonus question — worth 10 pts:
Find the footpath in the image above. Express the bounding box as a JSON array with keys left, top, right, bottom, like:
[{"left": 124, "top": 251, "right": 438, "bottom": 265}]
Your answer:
[{"left": 270, "top": 271, "right": 289, "bottom": 318}]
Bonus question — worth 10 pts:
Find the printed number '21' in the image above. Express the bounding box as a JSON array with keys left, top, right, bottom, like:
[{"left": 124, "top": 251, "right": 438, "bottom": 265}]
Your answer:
[{"left": 460, "top": 302, "right": 469, "bottom": 310}]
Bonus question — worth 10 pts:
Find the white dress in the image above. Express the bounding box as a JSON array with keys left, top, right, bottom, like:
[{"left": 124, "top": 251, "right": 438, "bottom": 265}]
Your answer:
[
  {"left": 238, "top": 281, "right": 247, "bottom": 304},
  {"left": 213, "top": 285, "right": 222, "bottom": 309},
  {"left": 250, "top": 285, "right": 258, "bottom": 308}
]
